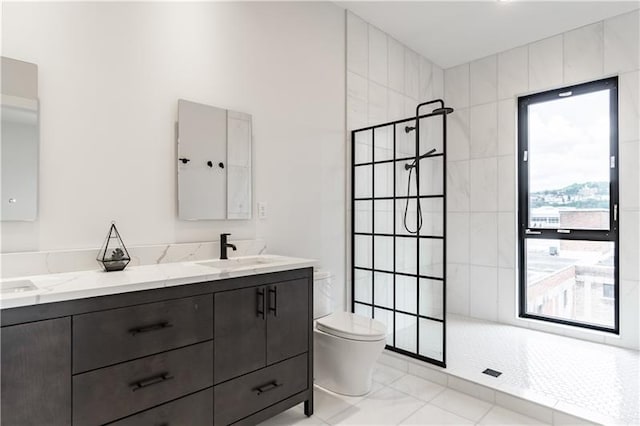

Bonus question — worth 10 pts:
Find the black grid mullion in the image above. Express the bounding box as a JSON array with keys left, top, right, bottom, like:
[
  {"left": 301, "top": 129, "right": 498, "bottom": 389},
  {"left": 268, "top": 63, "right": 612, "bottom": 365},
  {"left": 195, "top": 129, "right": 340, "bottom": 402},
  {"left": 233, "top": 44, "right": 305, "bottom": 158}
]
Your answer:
[
  {"left": 392, "top": 123, "right": 397, "bottom": 347},
  {"left": 371, "top": 129, "right": 375, "bottom": 318}
]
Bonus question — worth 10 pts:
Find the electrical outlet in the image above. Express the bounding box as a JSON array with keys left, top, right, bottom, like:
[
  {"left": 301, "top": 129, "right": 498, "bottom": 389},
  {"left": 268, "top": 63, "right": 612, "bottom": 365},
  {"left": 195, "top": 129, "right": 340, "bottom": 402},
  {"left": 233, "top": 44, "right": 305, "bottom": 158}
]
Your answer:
[{"left": 257, "top": 202, "right": 267, "bottom": 219}]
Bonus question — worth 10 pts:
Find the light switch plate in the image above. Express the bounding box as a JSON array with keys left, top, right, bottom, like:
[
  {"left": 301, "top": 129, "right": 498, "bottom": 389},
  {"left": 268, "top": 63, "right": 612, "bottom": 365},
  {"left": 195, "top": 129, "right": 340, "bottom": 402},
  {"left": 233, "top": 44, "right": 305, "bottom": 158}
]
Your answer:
[{"left": 257, "top": 202, "right": 267, "bottom": 219}]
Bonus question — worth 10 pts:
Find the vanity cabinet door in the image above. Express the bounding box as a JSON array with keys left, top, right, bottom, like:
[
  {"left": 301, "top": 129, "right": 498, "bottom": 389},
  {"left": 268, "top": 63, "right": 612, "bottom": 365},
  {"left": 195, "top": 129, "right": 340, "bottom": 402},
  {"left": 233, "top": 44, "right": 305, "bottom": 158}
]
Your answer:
[
  {"left": 1, "top": 317, "right": 71, "bottom": 426},
  {"left": 266, "top": 279, "right": 310, "bottom": 365},
  {"left": 214, "top": 286, "right": 267, "bottom": 384}
]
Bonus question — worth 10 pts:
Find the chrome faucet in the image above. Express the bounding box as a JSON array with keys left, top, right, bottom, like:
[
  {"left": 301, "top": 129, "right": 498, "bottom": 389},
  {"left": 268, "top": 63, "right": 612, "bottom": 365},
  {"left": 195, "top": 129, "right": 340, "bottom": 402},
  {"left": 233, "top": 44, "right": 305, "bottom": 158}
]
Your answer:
[{"left": 220, "top": 233, "right": 237, "bottom": 260}]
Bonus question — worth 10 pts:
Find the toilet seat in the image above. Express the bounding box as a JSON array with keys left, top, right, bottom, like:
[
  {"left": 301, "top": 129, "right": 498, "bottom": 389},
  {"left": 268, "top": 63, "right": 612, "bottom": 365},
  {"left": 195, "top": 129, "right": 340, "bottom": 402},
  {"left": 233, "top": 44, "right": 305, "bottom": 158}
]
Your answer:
[{"left": 316, "top": 312, "right": 386, "bottom": 342}]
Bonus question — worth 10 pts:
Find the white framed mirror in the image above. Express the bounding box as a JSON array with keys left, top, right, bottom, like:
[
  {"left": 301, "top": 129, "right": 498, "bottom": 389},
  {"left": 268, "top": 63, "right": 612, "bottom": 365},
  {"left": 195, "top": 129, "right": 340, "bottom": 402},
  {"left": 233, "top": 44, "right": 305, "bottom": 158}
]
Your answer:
[{"left": 177, "top": 99, "right": 252, "bottom": 220}]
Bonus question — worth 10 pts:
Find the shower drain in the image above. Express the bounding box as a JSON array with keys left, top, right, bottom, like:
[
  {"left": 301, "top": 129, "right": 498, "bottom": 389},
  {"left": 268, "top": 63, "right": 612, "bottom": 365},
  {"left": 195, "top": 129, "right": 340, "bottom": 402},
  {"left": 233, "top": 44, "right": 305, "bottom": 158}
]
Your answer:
[{"left": 482, "top": 368, "right": 502, "bottom": 378}]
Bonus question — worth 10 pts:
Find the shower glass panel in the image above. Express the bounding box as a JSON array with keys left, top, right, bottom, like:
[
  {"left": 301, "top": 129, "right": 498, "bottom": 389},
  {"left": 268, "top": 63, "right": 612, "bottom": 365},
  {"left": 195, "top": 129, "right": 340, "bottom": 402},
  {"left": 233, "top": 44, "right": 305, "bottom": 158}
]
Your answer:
[{"left": 351, "top": 100, "right": 449, "bottom": 368}]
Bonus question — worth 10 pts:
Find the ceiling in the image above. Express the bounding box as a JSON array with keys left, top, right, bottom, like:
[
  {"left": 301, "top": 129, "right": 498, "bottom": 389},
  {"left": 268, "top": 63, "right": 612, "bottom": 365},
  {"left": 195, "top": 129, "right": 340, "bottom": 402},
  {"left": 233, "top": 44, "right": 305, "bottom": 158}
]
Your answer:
[{"left": 338, "top": 1, "right": 640, "bottom": 69}]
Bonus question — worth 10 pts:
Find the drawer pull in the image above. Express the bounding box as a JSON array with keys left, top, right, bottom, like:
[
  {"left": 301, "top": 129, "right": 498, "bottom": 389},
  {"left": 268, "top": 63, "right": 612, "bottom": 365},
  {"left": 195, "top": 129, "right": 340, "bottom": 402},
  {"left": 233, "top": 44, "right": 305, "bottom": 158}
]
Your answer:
[
  {"left": 253, "top": 381, "right": 282, "bottom": 395},
  {"left": 130, "top": 372, "right": 174, "bottom": 392},
  {"left": 128, "top": 321, "right": 173, "bottom": 336}
]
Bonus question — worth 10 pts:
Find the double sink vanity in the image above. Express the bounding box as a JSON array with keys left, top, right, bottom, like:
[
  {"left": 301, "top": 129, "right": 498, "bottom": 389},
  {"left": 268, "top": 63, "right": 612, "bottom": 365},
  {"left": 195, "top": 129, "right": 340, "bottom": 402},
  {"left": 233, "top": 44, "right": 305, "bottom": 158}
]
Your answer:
[{"left": 0, "top": 254, "right": 315, "bottom": 425}]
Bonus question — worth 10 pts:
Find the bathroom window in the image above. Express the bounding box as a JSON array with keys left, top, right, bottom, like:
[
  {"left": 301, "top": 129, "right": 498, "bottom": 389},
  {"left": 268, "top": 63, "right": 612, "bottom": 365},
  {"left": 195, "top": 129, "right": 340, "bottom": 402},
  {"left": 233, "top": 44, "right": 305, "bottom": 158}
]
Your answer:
[{"left": 517, "top": 77, "right": 619, "bottom": 333}]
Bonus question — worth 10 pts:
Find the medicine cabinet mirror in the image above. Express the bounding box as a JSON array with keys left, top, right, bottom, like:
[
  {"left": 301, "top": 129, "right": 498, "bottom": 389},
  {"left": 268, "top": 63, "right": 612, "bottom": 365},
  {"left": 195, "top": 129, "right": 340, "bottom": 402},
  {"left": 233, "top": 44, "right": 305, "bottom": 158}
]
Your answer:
[
  {"left": 177, "top": 99, "right": 252, "bottom": 220},
  {"left": 1, "top": 57, "right": 39, "bottom": 221}
]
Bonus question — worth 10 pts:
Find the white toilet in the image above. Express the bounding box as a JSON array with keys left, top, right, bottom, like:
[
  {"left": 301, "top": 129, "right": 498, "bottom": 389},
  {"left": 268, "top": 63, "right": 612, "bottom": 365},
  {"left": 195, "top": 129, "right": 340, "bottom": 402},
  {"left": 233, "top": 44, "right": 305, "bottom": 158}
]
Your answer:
[{"left": 313, "top": 270, "right": 387, "bottom": 396}]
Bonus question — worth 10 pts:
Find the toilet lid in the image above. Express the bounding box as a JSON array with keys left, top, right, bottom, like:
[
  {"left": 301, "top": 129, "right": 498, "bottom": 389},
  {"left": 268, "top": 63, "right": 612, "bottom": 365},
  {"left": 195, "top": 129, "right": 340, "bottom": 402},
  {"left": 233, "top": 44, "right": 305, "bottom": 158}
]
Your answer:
[{"left": 316, "top": 312, "right": 387, "bottom": 342}]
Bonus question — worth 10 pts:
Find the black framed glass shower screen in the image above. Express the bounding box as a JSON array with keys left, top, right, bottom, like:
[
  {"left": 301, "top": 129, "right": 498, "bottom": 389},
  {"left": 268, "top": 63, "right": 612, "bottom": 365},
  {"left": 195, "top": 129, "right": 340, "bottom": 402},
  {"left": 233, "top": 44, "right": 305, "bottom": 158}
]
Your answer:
[
  {"left": 517, "top": 77, "right": 619, "bottom": 333},
  {"left": 351, "top": 111, "right": 447, "bottom": 368}
]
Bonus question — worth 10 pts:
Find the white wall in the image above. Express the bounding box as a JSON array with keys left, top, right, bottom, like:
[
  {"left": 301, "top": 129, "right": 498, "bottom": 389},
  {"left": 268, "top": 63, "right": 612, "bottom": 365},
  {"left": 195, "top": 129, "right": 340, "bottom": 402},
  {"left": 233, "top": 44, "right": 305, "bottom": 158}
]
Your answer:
[
  {"left": 443, "top": 10, "right": 640, "bottom": 349},
  {"left": 1, "top": 2, "right": 346, "bottom": 308}
]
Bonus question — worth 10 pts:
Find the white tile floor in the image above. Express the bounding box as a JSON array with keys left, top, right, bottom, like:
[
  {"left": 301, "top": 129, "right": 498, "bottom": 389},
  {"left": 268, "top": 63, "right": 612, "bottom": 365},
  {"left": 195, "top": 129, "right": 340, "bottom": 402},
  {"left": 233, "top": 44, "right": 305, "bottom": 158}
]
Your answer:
[
  {"left": 259, "top": 367, "right": 548, "bottom": 426},
  {"left": 260, "top": 314, "right": 639, "bottom": 425}
]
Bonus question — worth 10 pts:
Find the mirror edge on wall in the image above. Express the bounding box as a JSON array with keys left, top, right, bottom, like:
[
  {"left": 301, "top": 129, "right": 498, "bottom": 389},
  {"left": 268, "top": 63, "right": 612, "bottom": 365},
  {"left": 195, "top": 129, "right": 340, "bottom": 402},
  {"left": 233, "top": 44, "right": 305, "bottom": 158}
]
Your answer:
[{"left": 1, "top": 56, "right": 39, "bottom": 222}]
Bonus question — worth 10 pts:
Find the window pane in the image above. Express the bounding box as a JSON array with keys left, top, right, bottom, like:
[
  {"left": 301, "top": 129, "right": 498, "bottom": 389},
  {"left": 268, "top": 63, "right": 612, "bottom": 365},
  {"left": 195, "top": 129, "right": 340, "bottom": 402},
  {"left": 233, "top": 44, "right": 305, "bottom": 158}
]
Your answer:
[
  {"left": 525, "top": 239, "right": 615, "bottom": 329},
  {"left": 528, "top": 90, "right": 611, "bottom": 230}
]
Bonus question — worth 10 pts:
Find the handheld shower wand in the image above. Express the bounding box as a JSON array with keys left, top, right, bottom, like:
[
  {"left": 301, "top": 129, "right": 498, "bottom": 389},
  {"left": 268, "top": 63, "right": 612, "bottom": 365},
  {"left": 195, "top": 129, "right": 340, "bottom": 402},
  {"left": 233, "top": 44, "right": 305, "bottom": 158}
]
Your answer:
[{"left": 402, "top": 101, "right": 454, "bottom": 234}]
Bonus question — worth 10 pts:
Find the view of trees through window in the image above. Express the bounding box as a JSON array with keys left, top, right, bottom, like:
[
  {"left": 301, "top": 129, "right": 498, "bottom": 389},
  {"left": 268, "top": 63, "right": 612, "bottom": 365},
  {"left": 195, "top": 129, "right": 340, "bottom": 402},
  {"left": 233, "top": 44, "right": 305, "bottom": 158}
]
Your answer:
[{"left": 520, "top": 80, "right": 617, "bottom": 331}]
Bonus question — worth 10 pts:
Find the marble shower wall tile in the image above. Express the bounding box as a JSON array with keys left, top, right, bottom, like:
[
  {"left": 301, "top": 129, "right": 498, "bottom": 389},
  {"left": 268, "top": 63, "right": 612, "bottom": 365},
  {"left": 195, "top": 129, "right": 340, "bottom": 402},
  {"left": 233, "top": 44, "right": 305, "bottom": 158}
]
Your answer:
[
  {"left": 619, "top": 140, "right": 640, "bottom": 211},
  {"left": 346, "top": 12, "right": 368, "bottom": 77},
  {"left": 448, "top": 108, "right": 470, "bottom": 161},
  {"left": 528, "top": 35, "right": 563, "bottom": 92},
  {"left": 447, "top": 263, "right": 470, "bottom": 316},
  {"left": 470, "top": 212, "right": 498, "bottom": 267},
  {"left": 368, "top": 24, "right": 388, "bottom": 87},
  {"left": 419, "top": 57, "right": 434, "bottom": 101},
  {"left": 563, "top": 22, "right": 604, "bottom": 84},
  {"left": 619, "top": 70, "right": 640, "bottom": 143},
  {"left": 470, "top": 55, "right": 497, "bottom": 106},
  {"left": 446, "top": 161, "right": 470, "bottom": 212},
  {"left": 388, "top": 37, "right": 405, "bottom": 93},
  {"left": 470, "top": 102, "right": 498, "bottom": 159},
  {"left": 404, "top": 49, "right": 420, "bottom": 99},
  {"left": 497, "top": 99, "right": 515, "bottom": 156},
  {"left": 469, "top": 265, "right": 498, "bottom": 321},
  {"left": 470, "top": 157, "right": 498, "bottom": 212},
  {"left": 604, "top": 9, "right": 640, "bottom": 75},
  {"left": 445, "top": 63, "right": 470, "bottom": 109},
  {"left": 498, "top": 46, "right": 528, "bottom": 100},
  {"left": 347, "top": 71, "right": 368, "bottom": 130}
]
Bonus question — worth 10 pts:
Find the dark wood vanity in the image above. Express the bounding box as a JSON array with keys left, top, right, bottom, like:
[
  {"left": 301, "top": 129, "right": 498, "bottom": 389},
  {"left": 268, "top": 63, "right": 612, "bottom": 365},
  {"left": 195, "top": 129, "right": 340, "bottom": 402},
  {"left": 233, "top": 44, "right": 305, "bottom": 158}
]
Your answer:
[{"left": 0, "top": 267, "right": 313, "bottom": 425}]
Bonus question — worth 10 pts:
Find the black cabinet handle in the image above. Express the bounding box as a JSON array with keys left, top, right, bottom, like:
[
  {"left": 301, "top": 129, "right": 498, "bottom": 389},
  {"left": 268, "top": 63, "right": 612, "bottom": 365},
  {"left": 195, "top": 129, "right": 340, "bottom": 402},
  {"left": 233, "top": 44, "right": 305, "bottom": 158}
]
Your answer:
[
  {"left": 253, "top": 381, "right": 282, "bottom": 395},
  {"left": 130, "top": 372, "right": 174, "bottom": 392},
  {"left": 268, "top": 286, "right": 277, "bottom": 317},
  {"left": 178, "top": 158, "right": 190, "bottom": 164},
  {"left": 257, "top": 288, "right": 265, "bottom": 319},
  {"left": 129, "top": 321, "right": 173, "bottom": 336}
]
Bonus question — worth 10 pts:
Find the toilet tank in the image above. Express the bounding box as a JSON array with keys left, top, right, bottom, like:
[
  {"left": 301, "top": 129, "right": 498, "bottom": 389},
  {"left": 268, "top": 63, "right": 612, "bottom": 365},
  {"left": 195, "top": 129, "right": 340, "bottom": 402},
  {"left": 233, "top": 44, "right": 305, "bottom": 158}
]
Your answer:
[{"left": 313, "top": 269, "right": 333, "bottom": 319}]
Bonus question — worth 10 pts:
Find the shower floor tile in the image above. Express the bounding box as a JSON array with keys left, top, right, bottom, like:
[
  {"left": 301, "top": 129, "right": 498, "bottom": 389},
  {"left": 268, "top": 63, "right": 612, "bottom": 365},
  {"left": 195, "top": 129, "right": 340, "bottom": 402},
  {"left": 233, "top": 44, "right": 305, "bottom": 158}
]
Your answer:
[{"left": 444, "top": 315, "right": 640, "bottom": 424}]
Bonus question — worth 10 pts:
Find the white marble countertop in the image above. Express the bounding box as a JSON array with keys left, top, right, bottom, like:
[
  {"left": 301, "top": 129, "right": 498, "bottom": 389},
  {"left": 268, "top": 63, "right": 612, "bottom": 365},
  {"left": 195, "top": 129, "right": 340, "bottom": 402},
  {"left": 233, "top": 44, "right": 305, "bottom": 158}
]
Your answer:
[{"left": 0, "top": 254, "right": 317, "bottom": 310}]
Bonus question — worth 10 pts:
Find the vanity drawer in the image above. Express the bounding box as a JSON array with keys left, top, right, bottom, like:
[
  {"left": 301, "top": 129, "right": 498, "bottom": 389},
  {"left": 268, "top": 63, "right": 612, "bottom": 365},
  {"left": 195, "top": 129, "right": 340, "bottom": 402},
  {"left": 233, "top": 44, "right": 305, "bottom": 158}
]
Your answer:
[
  {"left": 73, "top": 294, "right": 213, "bottom": 373},
  {"left": 109, "top": 387, "right": 213, "bottom": 426},
  {"left": 73, "top": 340, "right": 213, "bottom": 426},
  {"left": 214, "top": 353, "right": 308, "bottom": 425}
]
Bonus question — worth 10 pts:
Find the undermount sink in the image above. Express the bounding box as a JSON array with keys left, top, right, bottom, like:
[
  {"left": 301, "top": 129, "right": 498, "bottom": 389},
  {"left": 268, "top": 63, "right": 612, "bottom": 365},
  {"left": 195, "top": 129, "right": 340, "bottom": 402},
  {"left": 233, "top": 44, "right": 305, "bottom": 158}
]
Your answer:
[
  {"left": 197, "top": 256, "right": 279, "bottom": 270},
  {"left": 1, "top": 279, "right": 37, "bottom": 294}
]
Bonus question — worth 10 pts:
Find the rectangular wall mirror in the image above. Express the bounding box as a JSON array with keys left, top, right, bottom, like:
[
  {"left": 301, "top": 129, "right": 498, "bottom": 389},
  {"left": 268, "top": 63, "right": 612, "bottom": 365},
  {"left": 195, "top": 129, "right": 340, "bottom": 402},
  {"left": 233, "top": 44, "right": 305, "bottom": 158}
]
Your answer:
[
  {"left": 177, "top": 99, "right": 252, "bottom": 220},
  {"left": 1, "top": 57, "right": 39, "bottom": 221}
]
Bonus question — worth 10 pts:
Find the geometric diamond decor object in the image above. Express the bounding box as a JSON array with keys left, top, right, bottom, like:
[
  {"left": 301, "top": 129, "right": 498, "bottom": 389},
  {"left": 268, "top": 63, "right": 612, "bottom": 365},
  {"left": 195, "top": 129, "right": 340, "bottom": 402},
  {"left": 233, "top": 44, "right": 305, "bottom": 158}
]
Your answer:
[{"left": 96, "top": 222, "right": 131, "bottom": 272}]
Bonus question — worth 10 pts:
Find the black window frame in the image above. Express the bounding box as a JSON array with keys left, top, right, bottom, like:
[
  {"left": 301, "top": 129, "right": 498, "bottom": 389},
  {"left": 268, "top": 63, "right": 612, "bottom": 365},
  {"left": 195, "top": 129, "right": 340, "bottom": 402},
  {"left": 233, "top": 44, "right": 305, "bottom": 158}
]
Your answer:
[{"left": 517, "top": 76, "right": 620, "bottom": 334}]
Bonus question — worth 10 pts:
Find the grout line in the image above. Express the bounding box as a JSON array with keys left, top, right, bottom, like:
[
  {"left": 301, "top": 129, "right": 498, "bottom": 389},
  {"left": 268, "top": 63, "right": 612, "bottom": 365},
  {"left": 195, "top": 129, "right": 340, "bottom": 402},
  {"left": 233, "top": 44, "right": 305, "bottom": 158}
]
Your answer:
[
  {"left": 394, "top": 400, "right": 428, "bottom": 425},
  {"left": 475, "top": 404, "right": 496, "bottom": 425}
]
